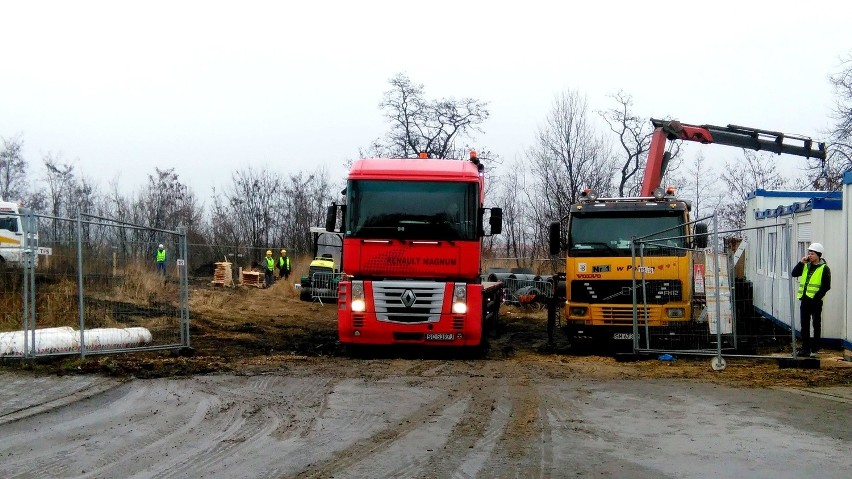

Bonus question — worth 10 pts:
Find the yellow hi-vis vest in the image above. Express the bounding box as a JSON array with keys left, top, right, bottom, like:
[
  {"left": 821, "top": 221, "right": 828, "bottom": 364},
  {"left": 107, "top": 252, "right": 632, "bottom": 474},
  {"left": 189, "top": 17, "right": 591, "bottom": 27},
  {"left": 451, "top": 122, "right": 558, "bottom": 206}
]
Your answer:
[
  {"left": 265, "top": 257, "right": 275, "bottom": 271},
  {"left": 157, "top": 249, "right": 166, "bottom": 263},
  {"left": 797, "top": 262, "right": 826, "bottom": 300}
]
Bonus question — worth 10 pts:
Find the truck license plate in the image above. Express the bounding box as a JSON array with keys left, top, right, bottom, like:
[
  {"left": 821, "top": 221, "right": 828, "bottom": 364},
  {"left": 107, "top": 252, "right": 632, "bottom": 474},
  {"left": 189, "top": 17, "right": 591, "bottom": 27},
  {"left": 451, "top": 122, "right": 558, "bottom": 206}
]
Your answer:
[
  {"left": 425, "top": 333, "right": 454, "bottom": 341},
  {"left": 613, "top": 333, "right": 634, "bottom": 340}
]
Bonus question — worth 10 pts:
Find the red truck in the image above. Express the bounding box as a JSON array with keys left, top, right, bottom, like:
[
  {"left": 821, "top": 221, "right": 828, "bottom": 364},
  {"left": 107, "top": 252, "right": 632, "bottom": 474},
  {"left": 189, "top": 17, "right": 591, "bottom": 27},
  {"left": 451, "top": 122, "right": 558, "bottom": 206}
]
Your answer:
[{"left": 325, "top": 152, "right": 503, "bottom": 351}]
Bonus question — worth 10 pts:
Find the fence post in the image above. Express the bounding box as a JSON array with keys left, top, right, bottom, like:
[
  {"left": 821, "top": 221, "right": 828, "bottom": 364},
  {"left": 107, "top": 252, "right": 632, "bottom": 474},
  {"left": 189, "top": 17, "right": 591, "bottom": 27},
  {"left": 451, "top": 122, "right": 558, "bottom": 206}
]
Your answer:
[
  {"left": 178, "top": 226, "right": 190, "bottom": 349},
  {"left": 631, "top": 238, "right": 639, "bottom": 353},
  {"left": 76, "top": 210, "right": 86, "bottom": 358},
  {"left": 22, "top": 209, "right": 36, "bottom": 358},
  {"left": 786, "top": 220, "right": 798, "bottom": 358},
  {"left": 712, "top": 213, "right": 723, "bottom": 365}
]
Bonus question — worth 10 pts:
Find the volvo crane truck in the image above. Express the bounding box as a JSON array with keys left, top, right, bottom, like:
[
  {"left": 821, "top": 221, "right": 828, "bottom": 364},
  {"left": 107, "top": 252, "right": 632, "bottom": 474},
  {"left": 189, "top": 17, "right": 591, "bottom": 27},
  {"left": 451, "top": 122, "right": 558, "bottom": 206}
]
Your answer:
[{"left": 548, "top": 119, "right": 827, "bottom": 350}]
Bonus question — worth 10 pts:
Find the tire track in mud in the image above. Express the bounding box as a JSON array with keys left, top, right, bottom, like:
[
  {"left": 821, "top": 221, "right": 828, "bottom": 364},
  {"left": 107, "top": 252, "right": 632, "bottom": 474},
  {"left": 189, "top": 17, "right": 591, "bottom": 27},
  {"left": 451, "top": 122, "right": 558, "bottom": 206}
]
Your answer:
[
  {"left": 2, "top": 376, "right": 343, "bottom": 479},
  {"left": 0, "top": 375, "right": 124, "bottom": 426},
  {"left": 77, "top": 381, "right": 225, "bottom": 478},
  {"left": 130, "top": 376, "right": 343, "bottom": 478},
  {"left": 431, "top": 379, "right": 513, "bottom": 478},
  {"left": 3, "top": 381, "right": 214, "bottom": 479},
  {"left": 295, "top": 363, "right": 493, "bottom": 479},
  {"left": 479, "top": 364, "right": 550, "bottom": 479}
]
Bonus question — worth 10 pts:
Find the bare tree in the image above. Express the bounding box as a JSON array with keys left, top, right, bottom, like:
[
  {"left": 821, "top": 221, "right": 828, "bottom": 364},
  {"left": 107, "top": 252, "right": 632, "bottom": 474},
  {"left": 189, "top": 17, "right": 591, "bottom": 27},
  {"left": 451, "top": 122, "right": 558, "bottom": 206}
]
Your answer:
[
  {"left": 817, "top": 52, "right": 852, "bottom": 189},
  {"left": 717, "top": 150, "right": 789, "bottom": 231},
  {"left": 527, "top": 90, "right": 615, "bottom": 238},
  {"left": 370, "top": 73, "right": 490, "bottom": 159},
  {"left": 42, "top": 152, "right": 77, "bottom": 240},
  {"left": 217, "top": 166, "right": 281, "bottom": 253},
  {"left": 676, "top": 151, "right": 723, "bottom": 221},
  {"left": 493, "top": 162, "right": 532, "bottom": 266},
  {"left": 0, "top": 134, "right": 29, "bottom": 201},
  {"left": 599, "top": 91, "right": 655, "bottom": 197},
  {"left": 279, "top": 167, "right": 335, "bottom": 255}
]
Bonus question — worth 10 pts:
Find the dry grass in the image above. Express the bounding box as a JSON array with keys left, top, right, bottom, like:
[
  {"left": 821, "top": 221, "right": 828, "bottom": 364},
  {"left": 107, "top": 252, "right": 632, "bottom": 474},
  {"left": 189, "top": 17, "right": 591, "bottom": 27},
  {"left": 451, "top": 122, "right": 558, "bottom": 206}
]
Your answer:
[{"left": 3, "top": 256, "right": 851, "bottom": 388}]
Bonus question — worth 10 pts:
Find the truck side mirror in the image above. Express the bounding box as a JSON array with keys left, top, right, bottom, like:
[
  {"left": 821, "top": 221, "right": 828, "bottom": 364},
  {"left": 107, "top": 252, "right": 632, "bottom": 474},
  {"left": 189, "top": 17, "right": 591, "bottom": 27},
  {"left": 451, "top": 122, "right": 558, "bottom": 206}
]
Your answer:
[
  {"left": 549, "top": 222, "right": 561, "bottom": 255},
  {"left": 325, "top": 205, "right": 337, "bottom": 232},
  {"left": 489, "top": 208, "right": 503, "bottom": 235},
  {"left": 694, "top": 222, "right": 709, "bottom": 249}
]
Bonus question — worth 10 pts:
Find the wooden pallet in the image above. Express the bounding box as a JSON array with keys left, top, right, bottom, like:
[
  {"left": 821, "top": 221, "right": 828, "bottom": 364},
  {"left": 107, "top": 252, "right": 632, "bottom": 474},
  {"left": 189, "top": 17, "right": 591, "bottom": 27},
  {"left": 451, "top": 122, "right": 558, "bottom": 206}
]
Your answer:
[
  {"left": 211, "top": 262, "right": 235, "bottom": 287},
  {"left": 241, "top": 270, "right": 264, "bottom": 288}
]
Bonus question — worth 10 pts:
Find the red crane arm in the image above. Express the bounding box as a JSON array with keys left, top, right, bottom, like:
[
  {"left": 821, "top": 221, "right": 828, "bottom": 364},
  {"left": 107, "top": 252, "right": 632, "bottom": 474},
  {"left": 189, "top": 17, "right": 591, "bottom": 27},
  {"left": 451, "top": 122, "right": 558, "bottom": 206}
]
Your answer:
[{"left": 640, "top": 119, "right": 827, "bottom": 197}]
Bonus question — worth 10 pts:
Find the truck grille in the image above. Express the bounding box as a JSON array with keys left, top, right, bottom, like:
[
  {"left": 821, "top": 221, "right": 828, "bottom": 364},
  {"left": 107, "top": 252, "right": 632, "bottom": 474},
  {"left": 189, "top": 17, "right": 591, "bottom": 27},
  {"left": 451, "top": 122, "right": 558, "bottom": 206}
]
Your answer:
[
  {"left": 592, "top": 305, "right": 662, "bottom": 325},
  {"left": 373, "top": 281, "right": 445, "bottom": 323},
  {"left": 571, "top": 280, "right": 682, "bottom": 305}
]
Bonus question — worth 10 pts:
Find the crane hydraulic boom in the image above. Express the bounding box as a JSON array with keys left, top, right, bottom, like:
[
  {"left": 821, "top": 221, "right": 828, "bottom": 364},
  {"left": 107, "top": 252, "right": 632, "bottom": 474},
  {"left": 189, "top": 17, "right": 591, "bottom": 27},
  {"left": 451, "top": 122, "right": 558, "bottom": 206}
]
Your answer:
[{"left": 641, "top": 119, "right": 828, "bottom": 197}]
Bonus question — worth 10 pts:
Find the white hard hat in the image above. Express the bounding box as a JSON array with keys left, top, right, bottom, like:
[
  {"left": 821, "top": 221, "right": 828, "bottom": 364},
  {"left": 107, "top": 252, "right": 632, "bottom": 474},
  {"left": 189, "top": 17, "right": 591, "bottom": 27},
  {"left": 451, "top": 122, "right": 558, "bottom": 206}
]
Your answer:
[
  {"left": 158, "top": 244, "right": 164, "bottom": 248},
  {"left": 807, "top": 242, "right": 824, "bottom": 254}
]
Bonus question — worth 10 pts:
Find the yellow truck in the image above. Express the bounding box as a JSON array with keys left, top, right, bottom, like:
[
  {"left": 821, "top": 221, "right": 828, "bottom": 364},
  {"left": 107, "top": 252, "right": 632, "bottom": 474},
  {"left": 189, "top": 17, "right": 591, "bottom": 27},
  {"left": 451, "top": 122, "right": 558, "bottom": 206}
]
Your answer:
[{"left": 548, "top": 119, "right": 826, "bottom": 350}]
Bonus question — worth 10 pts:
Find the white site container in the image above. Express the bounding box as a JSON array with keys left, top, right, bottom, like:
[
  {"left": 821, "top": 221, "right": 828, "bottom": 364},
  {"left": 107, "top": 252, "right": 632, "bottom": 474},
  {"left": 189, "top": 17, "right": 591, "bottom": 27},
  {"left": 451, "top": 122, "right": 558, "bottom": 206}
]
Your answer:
[
  {"left": 744, "top": 189, "right": 845, "bottom": 349},
  {"left": 843, "top": 172, "right": 852, "bottom": 353}
]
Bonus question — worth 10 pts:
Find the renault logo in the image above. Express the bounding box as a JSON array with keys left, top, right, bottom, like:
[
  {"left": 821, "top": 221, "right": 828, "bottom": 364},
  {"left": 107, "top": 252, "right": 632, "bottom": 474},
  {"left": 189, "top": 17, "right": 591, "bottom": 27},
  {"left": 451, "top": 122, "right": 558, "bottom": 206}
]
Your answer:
[{"left": 401, "top": 289, "right": 417, "bottom": 308}]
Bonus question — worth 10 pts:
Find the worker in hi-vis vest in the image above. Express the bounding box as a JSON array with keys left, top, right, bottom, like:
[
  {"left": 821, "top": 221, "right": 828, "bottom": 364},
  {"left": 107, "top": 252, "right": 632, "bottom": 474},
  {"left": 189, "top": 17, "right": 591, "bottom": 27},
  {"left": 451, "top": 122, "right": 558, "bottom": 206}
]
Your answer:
[
  {"left": 791, "top": 242, "right": 831, "bottom": 357},
  {"left": 278, "top": 249, "right": 291, "bottom": 280},
  {"left": 156, "top": 244, "right": 167, "bottom": 276},
  {"left": 263, "top": 250, "right": 276, "bottom": 287}
]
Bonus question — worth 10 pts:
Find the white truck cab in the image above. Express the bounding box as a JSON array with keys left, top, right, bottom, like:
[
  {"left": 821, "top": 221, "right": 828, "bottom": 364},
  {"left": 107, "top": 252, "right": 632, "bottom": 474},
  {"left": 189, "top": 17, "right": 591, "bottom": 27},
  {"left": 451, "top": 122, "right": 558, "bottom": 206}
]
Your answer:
[{"left": 0, "top": 200, "right": 37, "bottom": 266}]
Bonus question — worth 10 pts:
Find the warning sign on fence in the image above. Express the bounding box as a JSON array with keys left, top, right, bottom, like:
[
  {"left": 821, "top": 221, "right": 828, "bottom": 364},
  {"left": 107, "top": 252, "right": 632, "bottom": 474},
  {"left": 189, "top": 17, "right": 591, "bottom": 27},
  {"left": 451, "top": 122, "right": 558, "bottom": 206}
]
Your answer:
[
  {"left": 703, "top": 254, "right": 733, "bottom": 335},
  {"left": 694, "top": 263, "right": 705, "bottom": 294}
]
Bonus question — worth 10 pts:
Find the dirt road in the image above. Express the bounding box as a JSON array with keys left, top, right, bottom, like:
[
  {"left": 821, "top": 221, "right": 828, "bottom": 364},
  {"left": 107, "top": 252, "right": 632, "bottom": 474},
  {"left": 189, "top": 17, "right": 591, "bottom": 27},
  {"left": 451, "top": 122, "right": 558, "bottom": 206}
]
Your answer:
[
  {"left": 2, "top": 285, "right": 852, "bottom": 478},
  {"left": 2, "top": 356, "right": 851, "bottom": 479}
]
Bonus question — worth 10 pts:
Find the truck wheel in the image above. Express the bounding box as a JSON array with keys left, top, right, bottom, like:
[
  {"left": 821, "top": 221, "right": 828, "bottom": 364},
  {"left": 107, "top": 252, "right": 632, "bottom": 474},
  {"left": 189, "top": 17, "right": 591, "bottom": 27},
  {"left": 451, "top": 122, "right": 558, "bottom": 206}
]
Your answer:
[
  {"left": 299, "top": 289, "right": 312, "bottom": 301},
  {"left": 468, "top": 337, "right": 490, "bottom": 359}
]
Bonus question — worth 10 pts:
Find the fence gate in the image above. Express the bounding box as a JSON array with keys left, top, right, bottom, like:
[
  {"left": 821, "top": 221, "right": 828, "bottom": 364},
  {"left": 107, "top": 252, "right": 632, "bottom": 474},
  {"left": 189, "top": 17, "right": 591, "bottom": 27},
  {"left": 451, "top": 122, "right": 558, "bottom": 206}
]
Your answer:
[
  {"left": 630, "top": 214, "right": 800, "bottom": 369},
  {"left": 0, "top": 211, "right": 190, "bottom": 358}
]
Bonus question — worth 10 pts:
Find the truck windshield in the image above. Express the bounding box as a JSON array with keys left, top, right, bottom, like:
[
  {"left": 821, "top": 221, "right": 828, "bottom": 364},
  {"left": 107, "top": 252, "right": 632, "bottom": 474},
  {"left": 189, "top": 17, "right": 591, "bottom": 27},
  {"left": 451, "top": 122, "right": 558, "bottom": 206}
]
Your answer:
[
  {"left": 568, "top": 212, "right": 687, "bottom": 257},
  {"left": 316, "top": 233, "right": 342, "bottom": 267},
  {"left": 346, "top": 180, "right": 478, "bottom": 240},
  {"left": 0, "top": 217, "right": 18, "bottom": 232}
]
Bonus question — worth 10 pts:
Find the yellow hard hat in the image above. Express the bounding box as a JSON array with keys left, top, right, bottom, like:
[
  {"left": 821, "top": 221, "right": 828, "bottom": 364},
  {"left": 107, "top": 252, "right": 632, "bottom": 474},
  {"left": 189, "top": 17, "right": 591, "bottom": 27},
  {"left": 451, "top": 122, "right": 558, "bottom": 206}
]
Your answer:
[
  {"left": 281, "top": 249, "right": 286, "bottom": 254},
  {"left": 266, "top": 250, "right": 272, "bottom": 255}
]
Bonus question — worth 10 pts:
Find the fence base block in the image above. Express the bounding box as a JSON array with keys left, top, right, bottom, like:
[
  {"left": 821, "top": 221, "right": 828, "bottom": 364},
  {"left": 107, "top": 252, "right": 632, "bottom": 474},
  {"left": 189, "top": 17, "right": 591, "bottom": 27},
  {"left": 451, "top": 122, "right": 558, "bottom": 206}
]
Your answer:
[
  {"left": 176, "top": 347, "right": 196, "bottom": 357},
  {"left": 777, "top": 357, "right": 820, "bottom": 369},
  {"left": 614, "top": 353, "right": 649, "bottom": 362}
]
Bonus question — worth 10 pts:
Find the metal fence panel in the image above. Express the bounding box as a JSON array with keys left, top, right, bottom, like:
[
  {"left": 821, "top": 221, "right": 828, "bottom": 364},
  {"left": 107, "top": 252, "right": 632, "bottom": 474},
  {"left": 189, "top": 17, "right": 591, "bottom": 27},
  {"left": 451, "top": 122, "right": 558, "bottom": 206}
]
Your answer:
[
  {"left": 309, "top": 272, "right": 344, "bottom": 304},
  {"left": 502, "top": 277, "right": 552, "bottom": 309},
  {"left": 0, "top": 213, "right": 190, "bottom": 358},
  {"left": 631, "top": 214, "right": 798, "bottom": 368}
]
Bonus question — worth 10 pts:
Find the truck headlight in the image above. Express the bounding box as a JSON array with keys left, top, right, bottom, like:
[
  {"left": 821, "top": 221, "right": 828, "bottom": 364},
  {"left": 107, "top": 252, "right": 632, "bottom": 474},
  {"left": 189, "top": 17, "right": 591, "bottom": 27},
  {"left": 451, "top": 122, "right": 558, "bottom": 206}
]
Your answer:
[
  {"left": 351, "top": 281, "right": 366, "bottom": 312},
  {"left": 569, "top": 307, "right": 588, "bottom": 316},
  {"left": 666, "top": 308, "right": 684, "bottom": 318},
  {"left": 452, "top": 283, "right": 467, "bottom": 314}
]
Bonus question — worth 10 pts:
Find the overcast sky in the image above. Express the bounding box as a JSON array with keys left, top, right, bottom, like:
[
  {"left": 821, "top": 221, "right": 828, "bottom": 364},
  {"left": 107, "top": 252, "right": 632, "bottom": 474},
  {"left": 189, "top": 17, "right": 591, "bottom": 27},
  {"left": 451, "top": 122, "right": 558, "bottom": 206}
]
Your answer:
[{"left": 2, "top": 1, "right": 850, "bottom": 198}]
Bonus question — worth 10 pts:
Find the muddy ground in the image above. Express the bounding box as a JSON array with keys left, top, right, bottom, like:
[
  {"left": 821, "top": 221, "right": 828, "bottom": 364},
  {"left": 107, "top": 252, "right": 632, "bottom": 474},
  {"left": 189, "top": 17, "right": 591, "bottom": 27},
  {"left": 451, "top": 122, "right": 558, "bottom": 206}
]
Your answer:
[
  {"left": 8, "top": 279, "right": 849, "bottom": 388},
  {"left": 2, "top": 281, "right": 852, "bottom": 478}
]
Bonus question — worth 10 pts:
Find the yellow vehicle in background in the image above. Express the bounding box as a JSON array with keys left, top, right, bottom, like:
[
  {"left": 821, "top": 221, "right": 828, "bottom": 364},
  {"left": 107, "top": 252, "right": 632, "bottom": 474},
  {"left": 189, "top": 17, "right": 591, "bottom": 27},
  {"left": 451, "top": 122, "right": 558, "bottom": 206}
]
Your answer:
[{"left": 299, "top": 227, "right": 343, "bottom": 302}]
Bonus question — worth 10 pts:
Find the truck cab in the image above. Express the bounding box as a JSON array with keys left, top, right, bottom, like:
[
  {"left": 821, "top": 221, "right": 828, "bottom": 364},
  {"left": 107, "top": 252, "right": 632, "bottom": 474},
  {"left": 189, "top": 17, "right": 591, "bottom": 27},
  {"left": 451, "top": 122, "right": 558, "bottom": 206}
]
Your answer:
[
  {"left": 0, "top": 201, "right": 38, "bottom": 266},
  {"left": 327, "top": 153, "right": 503, "bottom": 349}
]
